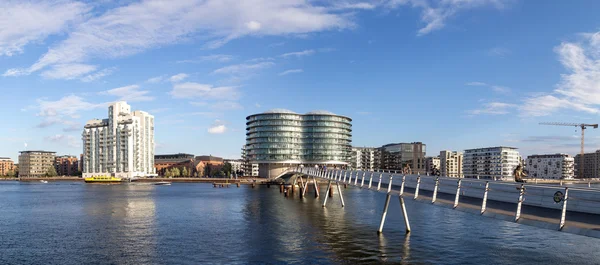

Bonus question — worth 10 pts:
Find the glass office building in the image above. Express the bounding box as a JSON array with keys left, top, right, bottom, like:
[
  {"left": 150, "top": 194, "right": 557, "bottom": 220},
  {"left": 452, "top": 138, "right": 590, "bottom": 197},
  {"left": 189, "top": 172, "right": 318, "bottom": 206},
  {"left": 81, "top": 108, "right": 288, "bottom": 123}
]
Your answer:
[{"left": 246, "top": 109, "right": 352, "bottom": 178}]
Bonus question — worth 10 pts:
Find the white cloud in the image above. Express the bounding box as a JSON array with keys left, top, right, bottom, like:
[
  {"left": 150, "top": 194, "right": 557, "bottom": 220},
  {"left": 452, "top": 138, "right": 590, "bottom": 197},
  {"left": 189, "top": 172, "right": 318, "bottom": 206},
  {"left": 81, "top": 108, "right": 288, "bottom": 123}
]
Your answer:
[
  {"left": 246, "top": 57, "right": 275, "bottom": 63},
  {"left": 521, "top": 31, "right": 600, "bottom": 116},
  {"left": 190, "top": 102, "right": 209, "bottom": 107},
  {"left": 170, "top": 82, "right": 240, "bottom": 100},
  {"left": 212, "top": 62, "right": 274, "bottom": 75},
  {"left": 331, "top": 2, "right": 376, "bottom": 10},
  {"left": 211, "top": 101, "right": 243, "bottom": 110},
  {"left": 37, "top": 95, "right": 103, "bottom": 118},
  {"left": 146, "top": 75, "right": 166, "bottom": 83},
  {"left": 268, "top": 42, "right": 285, "bottom": 47},
  {"left": 488, "top": 47, "right": 511, "bottom": 57},
  {"left": 169, "top": 73, "right": 189, "bottom": 82},
  {"left": 467, "top": 102, "right": 516, "bottom": 115},
  {"left": 466, "top": 81, "right": 511, "bottom": 94},
  {"left": 279, "top": 69, "right": 304, "bottom": 76},
  {"left": 0, "top": 1, "right": 89, "bottom": 56},
  {"left": 6, "top": 0, "right": 354, "bottom": 77},
  {"left": 45, "top": 134, "right": 80, "bottom": 148},
  {"left": 100, "top": 85, "right": 154, "bottom": 102},
  {"left": 40, "top": 63, "right": 97, "bottom": 80},
  {"left": 255, "top": 103, "right": 261, "bottom": 108},
  {"left": 177, "top": 54, "right": 234, "bottom": 63},
  {"left": 80, "top": 67, "right": 116, "bottom": 82},
  {"left": 387, "top": 0, "right": 509, "bottom": 36},
  {"left": 208, "top": 120, "right": 227, "bottom": 134},
  {"left": 280, "top": 49, "right": 316, "bottom": 58}
]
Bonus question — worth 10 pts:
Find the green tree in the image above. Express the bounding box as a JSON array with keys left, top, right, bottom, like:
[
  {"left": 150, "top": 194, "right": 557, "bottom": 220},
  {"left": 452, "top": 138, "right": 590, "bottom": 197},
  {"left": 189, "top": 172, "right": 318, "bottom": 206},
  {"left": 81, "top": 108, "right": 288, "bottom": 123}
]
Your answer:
[
  {"left": 182, "top": 167, "right": 189, "bottom": 177},
  {"left": 46, "top": 166, "right": 57, "bottom": 177},
  {"left": 204, "top": 164, "right": 212, "bottom": 177},
  {"left": 6, "top": 170, "right": 15, "bottom": 178},
  {"left": 164, "top": 168, "right": 172, "bottom": 178},
  {"left": 172, "top": 167, "right": 181, "bottom": 177},
  {"left": 222, "top": 162, "right": 233, "bottom": 177},
  {"left": 211, "top": 167, "right": 222, "bottom": 178}
]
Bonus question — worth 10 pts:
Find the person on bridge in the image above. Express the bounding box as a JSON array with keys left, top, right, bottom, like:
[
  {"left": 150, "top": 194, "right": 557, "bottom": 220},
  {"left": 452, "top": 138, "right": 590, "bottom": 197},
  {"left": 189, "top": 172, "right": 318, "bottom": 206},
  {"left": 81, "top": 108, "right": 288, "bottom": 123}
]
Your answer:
[{"left": 513, "top": 165, "right": 527, "bottom": 183}]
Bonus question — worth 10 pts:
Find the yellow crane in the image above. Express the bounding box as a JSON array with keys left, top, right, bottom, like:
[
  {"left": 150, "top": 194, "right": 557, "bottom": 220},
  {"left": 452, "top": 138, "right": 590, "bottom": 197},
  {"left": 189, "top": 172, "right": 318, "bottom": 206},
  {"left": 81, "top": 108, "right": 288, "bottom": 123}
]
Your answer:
[{"left": 539, "top": 122, "right": 598, "bottom": 178}]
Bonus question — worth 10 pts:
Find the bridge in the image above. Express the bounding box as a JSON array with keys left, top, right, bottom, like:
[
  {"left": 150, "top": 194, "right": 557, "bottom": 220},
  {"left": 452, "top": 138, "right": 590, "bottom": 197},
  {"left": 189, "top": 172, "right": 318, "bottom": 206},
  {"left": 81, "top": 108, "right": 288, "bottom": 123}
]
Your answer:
[{"left": 278, "top": 167, "right": 600, "bottom": 239}]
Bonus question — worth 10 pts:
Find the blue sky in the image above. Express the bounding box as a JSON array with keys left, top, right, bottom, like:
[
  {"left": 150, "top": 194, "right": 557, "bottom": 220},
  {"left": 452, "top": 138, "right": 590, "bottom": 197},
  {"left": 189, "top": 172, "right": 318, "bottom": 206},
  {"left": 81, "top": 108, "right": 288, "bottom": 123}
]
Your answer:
[{"left": 1, "top": 0, "right": 600, "bottom": 161}]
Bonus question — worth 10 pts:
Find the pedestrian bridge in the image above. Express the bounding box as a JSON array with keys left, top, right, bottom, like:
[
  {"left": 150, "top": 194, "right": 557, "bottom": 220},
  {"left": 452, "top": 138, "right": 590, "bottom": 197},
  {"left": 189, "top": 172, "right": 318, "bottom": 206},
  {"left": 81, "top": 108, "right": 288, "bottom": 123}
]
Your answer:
[{"left": 283, "top": 167, "right": 600, "bottom": 239}]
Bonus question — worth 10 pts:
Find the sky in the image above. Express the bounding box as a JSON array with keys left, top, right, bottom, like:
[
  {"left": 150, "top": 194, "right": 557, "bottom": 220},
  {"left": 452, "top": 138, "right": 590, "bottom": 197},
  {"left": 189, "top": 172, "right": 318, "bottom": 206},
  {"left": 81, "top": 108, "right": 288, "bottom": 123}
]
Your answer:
[{"left": 1, "top": 0, "right": 600, "bottom": 161}]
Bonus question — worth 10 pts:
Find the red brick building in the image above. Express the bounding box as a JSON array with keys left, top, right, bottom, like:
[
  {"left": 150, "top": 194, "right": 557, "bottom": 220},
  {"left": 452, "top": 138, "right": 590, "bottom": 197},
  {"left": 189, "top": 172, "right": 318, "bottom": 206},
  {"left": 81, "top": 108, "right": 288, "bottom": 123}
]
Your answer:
[
  {"left": 0, "top": 157, "right": 15, "bottom": 176},
  {"left": 55, "top": 155, "right": 79, "bottom": 176}
]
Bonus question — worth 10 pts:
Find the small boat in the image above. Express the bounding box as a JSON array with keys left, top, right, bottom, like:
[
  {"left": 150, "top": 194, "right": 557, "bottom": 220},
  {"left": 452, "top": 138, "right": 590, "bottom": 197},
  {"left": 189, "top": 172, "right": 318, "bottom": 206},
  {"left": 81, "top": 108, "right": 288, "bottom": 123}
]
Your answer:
[
  {"left": 154, "top": 181, "right": 171, "bottom": 186},
  {"left": 84, "top": 176, "right": 122, "bottom": 184},
  {"left": 40, "top": 180, "right": 48, "bottom": 184}
]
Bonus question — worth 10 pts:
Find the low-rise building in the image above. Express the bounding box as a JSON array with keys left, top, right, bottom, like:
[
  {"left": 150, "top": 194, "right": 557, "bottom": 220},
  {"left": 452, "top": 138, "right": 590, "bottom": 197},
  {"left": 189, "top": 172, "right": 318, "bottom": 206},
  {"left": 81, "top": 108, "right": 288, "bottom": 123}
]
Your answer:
[
  {"left": 378, "top": 142, "right": 426, "bottom": 174},
  {"left": 195, "top": 155, "right": 224, "bottom": 177},
  {"left": 154, "top": 153, "right": 195, "bottom": 177},
  {"left": 424, "top": 156, "right": 440, "bottom": 175},
  {"left": 463, "top": 147, "right": 520, "bottom": 180},
  {"left": 440, "top": 150, "right": 463, "bottom": 178},
  {"left": 18, "top": 151, "right": 56, "bottom": 178},
  {"left": 224, "top": 159, "right": 244, "bottom": 175},
  {"left": 526, "top": 154, "right": 574, "bottom": 180},
  {"left": 350, "top": 147, "right": 376, "bottom": 171},
  {"left": 0, "top": 157, "right": 15, "bottom": 176},
  {"left": 55, "top": 155, "right": 79, "bottom": 176}
]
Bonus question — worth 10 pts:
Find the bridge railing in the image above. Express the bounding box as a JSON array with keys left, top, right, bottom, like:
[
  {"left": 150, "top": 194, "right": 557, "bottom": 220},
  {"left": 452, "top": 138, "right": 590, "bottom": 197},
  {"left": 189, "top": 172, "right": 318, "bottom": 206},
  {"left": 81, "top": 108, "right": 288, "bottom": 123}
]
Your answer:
[{"left": 295, "top": 167, "right": 600, "bottom": 216}]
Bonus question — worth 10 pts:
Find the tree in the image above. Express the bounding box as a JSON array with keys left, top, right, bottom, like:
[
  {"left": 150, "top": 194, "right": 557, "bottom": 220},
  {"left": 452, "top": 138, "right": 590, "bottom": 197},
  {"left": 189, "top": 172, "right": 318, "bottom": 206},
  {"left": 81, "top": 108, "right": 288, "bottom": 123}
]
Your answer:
[
  {"left": 222, "top": 162, "right": 233, "bottom": 178},
  {"left": 172, "top": 167, "right": 181, "bottom": 177},
  {"left": 165, "top": 168, "right": 172, "bottom": 178},
  {"left": 204, "top": 164, "right": 212, "bottom": 178},
  {"left": 182, "top": 167, "right": 189, "bottom": 177},
  {"left": 6, "top": 170, "right": 15, "bottom": 178},
  {"left": 46, "top": 166, "right": 57, "bottom": 177}
]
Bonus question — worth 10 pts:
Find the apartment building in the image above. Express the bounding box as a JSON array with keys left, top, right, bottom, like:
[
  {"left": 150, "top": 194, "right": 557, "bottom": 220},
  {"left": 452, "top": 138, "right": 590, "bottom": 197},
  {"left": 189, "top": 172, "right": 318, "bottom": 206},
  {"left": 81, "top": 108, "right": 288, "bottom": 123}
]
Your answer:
[
  {"left": 440, "top": 150, "right": 463, "bottom": 178},
  {"left": 351, "top": 147, "right": 376, "bottom": 171},
  {"left": 527, "top": 154, "right": 574, "bottom": 180},
  {"left": 82, "top": 101, "right": 156, "bottom": 178},
  {"left": 378, "top": 142, "right": 426, "bottom": 174},
  {"left": 18, "top": 151, "right": 56, "bottom": 178},
  {"left": 154, "top": 153, "right": 195, "bottom": 176},
  {"left": 0, "top": 157, "right": 15, "bottom": 176},
  {"left": 425, "top": 156, "right": 440, "bottom": 175},
  {"left": 54, "top": 155, "right": 79, "bottom": 176},
  {"left": 463, "top": 147, "right": 520, "bottom": 180},
  {"left": 574, "top": 150, "right": 600, "bottom": 178},
  {"left": 224, "top": 159, "right": 244, "bottom": 175}
]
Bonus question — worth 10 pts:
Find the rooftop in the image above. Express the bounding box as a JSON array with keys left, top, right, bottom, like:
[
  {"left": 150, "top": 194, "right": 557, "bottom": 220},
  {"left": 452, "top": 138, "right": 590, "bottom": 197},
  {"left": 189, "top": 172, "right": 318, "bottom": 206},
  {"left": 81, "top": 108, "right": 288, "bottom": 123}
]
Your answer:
[{"left": 19, "top": 150, "right": 56, "bottom": 154}]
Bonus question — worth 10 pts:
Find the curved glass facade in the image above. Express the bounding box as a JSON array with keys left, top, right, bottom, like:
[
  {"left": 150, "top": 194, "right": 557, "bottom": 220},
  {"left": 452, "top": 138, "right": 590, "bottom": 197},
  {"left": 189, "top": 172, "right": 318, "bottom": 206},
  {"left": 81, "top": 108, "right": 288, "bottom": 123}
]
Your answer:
[{"left": 246, "top": 110, "right": 352, "bottom": 164}]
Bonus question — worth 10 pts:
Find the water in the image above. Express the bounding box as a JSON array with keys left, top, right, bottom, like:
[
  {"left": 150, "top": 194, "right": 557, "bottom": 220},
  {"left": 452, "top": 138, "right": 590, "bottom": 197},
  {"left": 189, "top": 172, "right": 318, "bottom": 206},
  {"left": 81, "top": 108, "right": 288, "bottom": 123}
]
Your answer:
[{"left": 1, "top": 182, "right": 599, "bottom": 265}]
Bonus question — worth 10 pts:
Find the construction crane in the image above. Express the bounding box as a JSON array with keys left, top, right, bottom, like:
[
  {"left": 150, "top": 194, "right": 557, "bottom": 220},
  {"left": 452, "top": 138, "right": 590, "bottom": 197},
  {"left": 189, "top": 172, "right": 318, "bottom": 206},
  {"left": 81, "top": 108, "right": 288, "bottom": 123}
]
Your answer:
[{"left": 539, "top": 122, "right": 598, "bottom": 178}]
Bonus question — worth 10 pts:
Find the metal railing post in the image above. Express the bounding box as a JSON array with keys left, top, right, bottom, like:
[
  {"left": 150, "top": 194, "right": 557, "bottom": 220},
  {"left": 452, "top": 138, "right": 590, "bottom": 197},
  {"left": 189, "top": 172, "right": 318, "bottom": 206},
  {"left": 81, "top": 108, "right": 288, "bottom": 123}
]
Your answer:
[
  {"left": 360, "top": 172, "right": 366, "bottom": 187},
  {"left": 377, "top": 173, "right": 383, "bottom": 191},
  {"left": 559, "top": 187, "right": 569, "bottom": 230},
  {"left": 481, "top": 181, "right": 489, "bottom": 214},
  {"left": 343, "top": 171, "right": 347, "bottom": 183},
  {"left": 400, "top": 195, "right": 411, "bottom": 233},
  {"left": 453, "top": 179, "right": 462, "bottom": 209},
  {"left": 432, "top": 177, "right": 439, "bottom": 204},
  {"left": 414, "top": 176, "right": 421, "bottom": 199},
  {"left": 378, "top": 193, "right": 392, "bottom": 234},
  {"left": 368, "top": 172, "right": 374, "bottom": 189},
  {"left": 355, "top": 172, "right": 361, "bottom": 185},
  {"left": 515, "top": 184, "right": 525, "bottom": 222},
  {"left": 387, "top": 175, "right": 393, "bottom": 193}
]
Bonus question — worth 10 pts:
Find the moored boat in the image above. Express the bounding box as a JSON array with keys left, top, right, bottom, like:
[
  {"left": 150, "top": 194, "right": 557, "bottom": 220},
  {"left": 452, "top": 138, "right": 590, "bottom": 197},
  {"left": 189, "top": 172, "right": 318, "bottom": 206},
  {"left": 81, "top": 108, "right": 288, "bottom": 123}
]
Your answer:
[{"left": 84, "top": 176, "right": 122, "bottom": 184}]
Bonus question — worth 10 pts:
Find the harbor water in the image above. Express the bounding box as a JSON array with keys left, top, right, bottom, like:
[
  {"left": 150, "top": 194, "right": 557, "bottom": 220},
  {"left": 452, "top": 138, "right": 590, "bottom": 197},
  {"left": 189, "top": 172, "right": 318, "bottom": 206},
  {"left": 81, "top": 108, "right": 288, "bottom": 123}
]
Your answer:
[{"left": 1, "top": 182, "right": 599, "bottom": 264}]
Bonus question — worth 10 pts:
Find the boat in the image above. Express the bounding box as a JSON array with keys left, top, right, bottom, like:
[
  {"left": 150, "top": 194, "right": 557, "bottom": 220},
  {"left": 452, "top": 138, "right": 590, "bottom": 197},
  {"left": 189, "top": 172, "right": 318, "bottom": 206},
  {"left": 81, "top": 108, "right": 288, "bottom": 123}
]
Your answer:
[
  {"left": 154, "top": 181, "right": 171, "bottom": 186},
  {"left": 84, "top": 176, "right": 122, "bottom": 184},
  {"left": 40, "top": 180, "right": 48, "bottom": 184}
]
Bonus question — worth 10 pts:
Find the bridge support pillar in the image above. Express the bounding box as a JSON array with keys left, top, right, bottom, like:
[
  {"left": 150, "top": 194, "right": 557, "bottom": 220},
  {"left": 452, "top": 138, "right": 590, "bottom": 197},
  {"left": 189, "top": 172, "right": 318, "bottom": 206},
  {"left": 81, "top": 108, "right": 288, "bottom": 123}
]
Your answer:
[
  {"left": 400, "top": 196, "right": 411, "bottom": 233},
  {"left": 313, "top": 176, "right": 320, "bottom": 197},
  {"left": 414, "top": 177, "right": 421, "bottom": 199},
  {"left": 378, "top": 193, "right": 392, "bottom": 234},
  {"left": 481, "top": 181, "right": 489, "bottom": 214},
  {"left": 454, "top": 179, "right": 462, "bottom": 209},
  {"left": 400, "top": 175, "right": 406, "bottom": 196},
  {"left": 336, "top": 182, "right": 345, "bottom": 207},
  {"left": 559, "top": 187, "right": 569, "bottom": 230},
  {"left": 323, "top": 181, "right": 332, "bottom": 207},
  {"left": 432, "top": 177, "right": 439, "bottom": 204},
  {"left": 515, "top": 184, "right": 525, "bottom": 222}
]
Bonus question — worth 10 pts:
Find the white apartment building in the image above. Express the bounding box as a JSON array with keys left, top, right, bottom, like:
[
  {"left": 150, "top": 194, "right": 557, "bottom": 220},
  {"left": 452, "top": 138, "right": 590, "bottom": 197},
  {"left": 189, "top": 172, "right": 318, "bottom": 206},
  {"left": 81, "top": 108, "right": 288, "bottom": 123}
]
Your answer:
[
  {"left": 351, "top": 147, "right": 376, "bottom": 171},
  {"left": 224, "top": 159, "right": 244, "bottom": 175},
  {"left": 425, "top": 156, "right": 440, "bottom": 175},
  {"left": 527, "top": 154, "right": 574, "bottom": 180},
  {"left": 82, "top": 101, "right": 156, "bottom": 179},
  {"left": 463, "top": 147, "right": 521, "bottom": 180},
  {"left": 440, "top": 150, "right": 463, "bottom": 178}
]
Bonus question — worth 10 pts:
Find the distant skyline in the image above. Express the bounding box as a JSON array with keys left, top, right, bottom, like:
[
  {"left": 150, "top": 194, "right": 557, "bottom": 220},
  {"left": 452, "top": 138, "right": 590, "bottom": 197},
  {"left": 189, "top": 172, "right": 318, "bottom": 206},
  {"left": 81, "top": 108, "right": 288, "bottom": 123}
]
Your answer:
[{"left": 2, "top": 1, "right": 600, "bottom": 161}]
